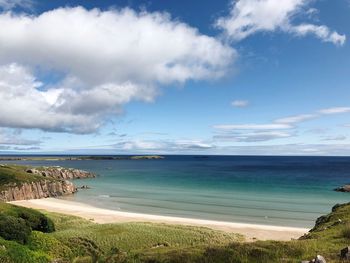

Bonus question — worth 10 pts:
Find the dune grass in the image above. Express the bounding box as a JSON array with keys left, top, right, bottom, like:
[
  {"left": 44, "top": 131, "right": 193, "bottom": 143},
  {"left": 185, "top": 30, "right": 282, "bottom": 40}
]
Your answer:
[
  {"left": 45, "top": 211, "right": 243, "bottom": 252},
  {"left": 1, "top": 201, "right": 350, "bottom": 262}
]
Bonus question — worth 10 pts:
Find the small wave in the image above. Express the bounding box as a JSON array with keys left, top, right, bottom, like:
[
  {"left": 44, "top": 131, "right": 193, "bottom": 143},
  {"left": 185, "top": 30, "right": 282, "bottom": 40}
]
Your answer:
[{"left": 98, "top": 194, "right": 110, "bottom": 198}]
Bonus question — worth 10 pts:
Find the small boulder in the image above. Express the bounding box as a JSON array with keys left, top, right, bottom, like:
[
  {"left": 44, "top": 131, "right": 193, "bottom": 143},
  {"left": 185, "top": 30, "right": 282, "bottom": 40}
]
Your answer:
[
  {"left": 314, "top": 255, "right": 326, "bottom": 263},
  {"left": 79, "top": 185, "right": 91, "bottom": 189},
  {"left": 26, "top": 169, "right": 40, "bottom": 175},
  {"left": 341, "top": 247, "right": 350, "bottom": 260},
  {"left": 302, "top": 255, "right": 326, "bottom": 263}
]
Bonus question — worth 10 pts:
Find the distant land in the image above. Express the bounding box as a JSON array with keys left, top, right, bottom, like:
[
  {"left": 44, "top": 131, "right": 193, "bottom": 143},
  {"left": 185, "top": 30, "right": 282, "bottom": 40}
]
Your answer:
[{"left": 0, "top": 155, "right": 165, "bottom": 161}]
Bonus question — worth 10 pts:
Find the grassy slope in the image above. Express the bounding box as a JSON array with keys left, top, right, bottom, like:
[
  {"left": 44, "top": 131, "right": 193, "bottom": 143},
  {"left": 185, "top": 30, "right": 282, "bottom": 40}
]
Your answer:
[
  {"left": 0, "top": 165, "right": 54, "bottom": 192},
  {"left": 48, "top": 202, "right": 350, "bottom": 263},
  {"left": 0, "top": 202, "right": 349, "bottom": 262}
]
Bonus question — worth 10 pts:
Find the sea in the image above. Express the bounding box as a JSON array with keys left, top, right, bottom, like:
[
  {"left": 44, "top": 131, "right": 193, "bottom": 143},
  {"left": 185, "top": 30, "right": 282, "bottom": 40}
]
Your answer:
[{"left": 2, "top": 155, "right": 350, "bottom": 228}]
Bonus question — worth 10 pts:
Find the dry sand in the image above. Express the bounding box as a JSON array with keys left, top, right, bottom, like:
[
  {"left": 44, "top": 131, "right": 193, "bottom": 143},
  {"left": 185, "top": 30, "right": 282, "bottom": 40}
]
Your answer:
[{"left": 10, "top": 198, "right": 309, "bottom": 241}]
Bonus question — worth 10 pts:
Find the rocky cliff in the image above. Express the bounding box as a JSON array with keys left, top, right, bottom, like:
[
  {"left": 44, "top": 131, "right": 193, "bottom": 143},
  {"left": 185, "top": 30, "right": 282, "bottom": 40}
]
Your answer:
[
  {"left": 26, "top": 167, "right": 96, "bottom": 180},
  {"left": 0, "top": 165, "right": 96, "bottom": 202},
  {"left": 0, "top": 180, "right": 76, "bottom": 202}
]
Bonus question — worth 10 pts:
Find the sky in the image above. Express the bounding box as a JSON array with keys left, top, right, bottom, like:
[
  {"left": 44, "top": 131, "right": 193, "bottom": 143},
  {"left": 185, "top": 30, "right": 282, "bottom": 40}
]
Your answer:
[{"left": 0, "top": 0, "right": 349, "bottom": 155}]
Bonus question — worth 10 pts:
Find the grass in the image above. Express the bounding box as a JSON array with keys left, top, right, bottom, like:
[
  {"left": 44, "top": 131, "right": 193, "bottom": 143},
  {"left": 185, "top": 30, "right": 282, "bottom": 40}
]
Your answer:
[
  {"left": 41, "top": 202, "right": 350, "bottom": 262},
  {"left": 44, "top": 211, "right": 242, "bottom": 252},
  {"left": 0, "top": 203, "right": 349, "bottom": 262}
]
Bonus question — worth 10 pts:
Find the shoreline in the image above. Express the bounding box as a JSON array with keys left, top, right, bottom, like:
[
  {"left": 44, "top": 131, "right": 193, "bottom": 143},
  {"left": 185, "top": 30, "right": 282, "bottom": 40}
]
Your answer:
[{"left": 9, "top": 198, "right": 309, "bottom": 241}]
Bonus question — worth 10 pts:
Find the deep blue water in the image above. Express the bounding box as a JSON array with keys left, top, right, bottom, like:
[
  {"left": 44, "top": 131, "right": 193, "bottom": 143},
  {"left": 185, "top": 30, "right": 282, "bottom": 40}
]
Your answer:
[{"left": 2, "top": 155, "right": 350, "bottom": 228}]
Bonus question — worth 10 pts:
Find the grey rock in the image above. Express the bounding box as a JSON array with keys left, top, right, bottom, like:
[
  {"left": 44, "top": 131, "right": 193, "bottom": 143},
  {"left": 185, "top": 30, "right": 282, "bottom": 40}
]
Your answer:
[
  {"left": 341, "top": 246, "right": 350, "bottom": 260},
  {"left": 314, "top": 255, "right": 326, "bottom": 263}
]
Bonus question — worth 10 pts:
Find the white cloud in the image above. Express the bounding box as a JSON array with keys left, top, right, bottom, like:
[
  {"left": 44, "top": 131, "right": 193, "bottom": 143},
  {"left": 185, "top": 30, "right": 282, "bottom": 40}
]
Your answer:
[
  {"left": 321, "top": 135, "right": 346, "bottom": 141},
  {"left": 319, "top": 107, "right": 350, "bottom": 114},
  {"left": 113, "top": 139, "right": 215, "bottom": 152},
  {"left": 216, "top": 0, "right": 346, "bottom": 46},
  {"left": 0, "top": 128, "right": 41, "bottom": 146},
  {"left": 214, "top": 130, "right": 292, "bottom": 142},
  {"left": 291, "top": 24, "right": 346, "bottom": 46},
  {"left": 213, "top": 106, "right": 350, "bottom": 142},
  {"left": 0, "top": 7, "right": 235, "bottom": 133},
  {"left": 0, "top": 0, "right": 33, "bottom": 10},
  {"left": 231, "top": 100, "right": 249, "bottom": 107},
  {"left": 275, "top": 114, "right": 316, "bottom": 124},
  {"left": 213, "top": 123, "right": 292, "bottom": 130}
]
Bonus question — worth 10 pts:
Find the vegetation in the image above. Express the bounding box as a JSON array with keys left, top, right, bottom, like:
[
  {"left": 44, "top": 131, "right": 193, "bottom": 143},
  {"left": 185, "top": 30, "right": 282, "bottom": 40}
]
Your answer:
[
  {"left": 1, "top": 202, "right": 350, "bottom": 262},
  {"left": 0, "top": 203, "right": 55, "bottom": 233},
  {"left": 0, "top": 165, "right": 53, "bottom": 192},
  {"left": 0, "top": 214, "right": 31, "bottom": 244}
]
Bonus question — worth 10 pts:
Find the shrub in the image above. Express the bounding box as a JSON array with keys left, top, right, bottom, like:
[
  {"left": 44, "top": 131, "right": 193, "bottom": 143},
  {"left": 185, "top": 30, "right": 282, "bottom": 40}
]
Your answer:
[
  {"left": 341, "top": 223, "right": 350, "bottom": 239},
  {"left": 0, "top": 237, "right": 50, "bottom": 263},
  {"left": 28, "top": 231, "right": 73, "bottom": 260},
  {"left": 0, "top": 215, "right": 31, "bottom": 244},
  {"left": 0, "top": 204, "right": 55, "bottom": 233},
  {"left": 16, "top": 208, "right": 55, "bottom": 233}
]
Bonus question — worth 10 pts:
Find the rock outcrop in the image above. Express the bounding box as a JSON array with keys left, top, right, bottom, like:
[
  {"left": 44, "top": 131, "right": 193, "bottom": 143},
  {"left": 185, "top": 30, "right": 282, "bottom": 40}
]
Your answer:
[
  {"left": 0, "top": 180, "right": 76, "bottom": 202},
  {"left": 334, "top": 184, "right": 350, "bottom": 192},
  {"left": 26, "top": 167, "right": 95, "bottom": 180}
]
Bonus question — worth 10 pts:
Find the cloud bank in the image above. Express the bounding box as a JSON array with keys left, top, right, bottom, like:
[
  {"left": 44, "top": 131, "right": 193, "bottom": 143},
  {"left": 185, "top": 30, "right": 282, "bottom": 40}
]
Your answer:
[
  {"left": 0, "top": 7, "right": 235, "bottom": 133},
  {"left": 213, "top": 107, "right": 350, "bottom": 142},
  {"left": 216, "top": 0, "right": 346, "bottom": 45}
]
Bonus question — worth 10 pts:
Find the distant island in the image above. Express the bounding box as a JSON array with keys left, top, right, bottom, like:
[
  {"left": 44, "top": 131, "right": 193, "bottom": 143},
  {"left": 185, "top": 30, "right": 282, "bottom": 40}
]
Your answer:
[{"left": 0, "top": 155, "right": 165, "bottom": 161}]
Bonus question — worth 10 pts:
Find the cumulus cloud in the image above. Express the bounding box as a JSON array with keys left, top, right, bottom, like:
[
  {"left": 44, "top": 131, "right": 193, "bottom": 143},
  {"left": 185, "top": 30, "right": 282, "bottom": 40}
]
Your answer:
[
  {"left": 0, "top": 7, "right": 235, "bottom": 133},
  {"left": 216, "top": 0, "right": 346, "bottom": 45},
  {"left": 231, "top": 100, "right": 249, "bottom": 107}
]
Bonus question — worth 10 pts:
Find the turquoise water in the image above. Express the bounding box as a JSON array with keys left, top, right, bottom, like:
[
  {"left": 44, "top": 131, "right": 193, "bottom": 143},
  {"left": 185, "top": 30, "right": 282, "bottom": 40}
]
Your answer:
[{"left": 3, "top": 155, "right": 350, "bottom": 228}]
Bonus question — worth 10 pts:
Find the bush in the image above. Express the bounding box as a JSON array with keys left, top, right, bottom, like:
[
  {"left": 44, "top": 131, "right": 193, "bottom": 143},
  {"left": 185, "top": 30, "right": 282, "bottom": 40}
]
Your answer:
[
  {"left": 0, "top": 204, "right": 55, "bottom": 233},
  {"left": 341, "top": 223, "right": 350, "bottom": 239},
  {"left": 0, "top": 215, "right": 31, "bottom": 244},
  {"left": 16, "top": 208, "right": 55, "bottom": 233}
]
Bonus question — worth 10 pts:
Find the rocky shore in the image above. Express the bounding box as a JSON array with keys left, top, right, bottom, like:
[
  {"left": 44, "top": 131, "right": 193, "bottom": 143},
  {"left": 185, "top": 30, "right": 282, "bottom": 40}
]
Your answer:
[{"left": 0, "top": 165, "right": 96, "bottom": 202}]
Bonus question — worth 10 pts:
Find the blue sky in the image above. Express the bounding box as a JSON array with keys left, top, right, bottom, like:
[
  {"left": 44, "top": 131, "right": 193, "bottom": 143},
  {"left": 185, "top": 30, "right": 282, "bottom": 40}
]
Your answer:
[{"left": 0, "top": 0, "right": 349, "bottom": 155}]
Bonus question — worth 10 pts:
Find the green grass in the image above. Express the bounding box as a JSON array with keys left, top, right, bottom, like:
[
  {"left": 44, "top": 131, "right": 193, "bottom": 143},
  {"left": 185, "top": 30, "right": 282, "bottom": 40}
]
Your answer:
[
  {"left": 43, "top": 211, "right": 242, "bottom": 253},
  {"left": 42, "top": 202, "right": 350, "bottom": 262},
  {"left": 0, "top": 202, "right": 349, "bottom": 262}
]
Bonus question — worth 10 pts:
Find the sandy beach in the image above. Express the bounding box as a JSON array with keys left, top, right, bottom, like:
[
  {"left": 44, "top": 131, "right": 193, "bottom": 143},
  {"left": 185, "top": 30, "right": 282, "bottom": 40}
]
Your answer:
[{"left": 10, "top": 198, "right": 309, "bottom": 241}]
